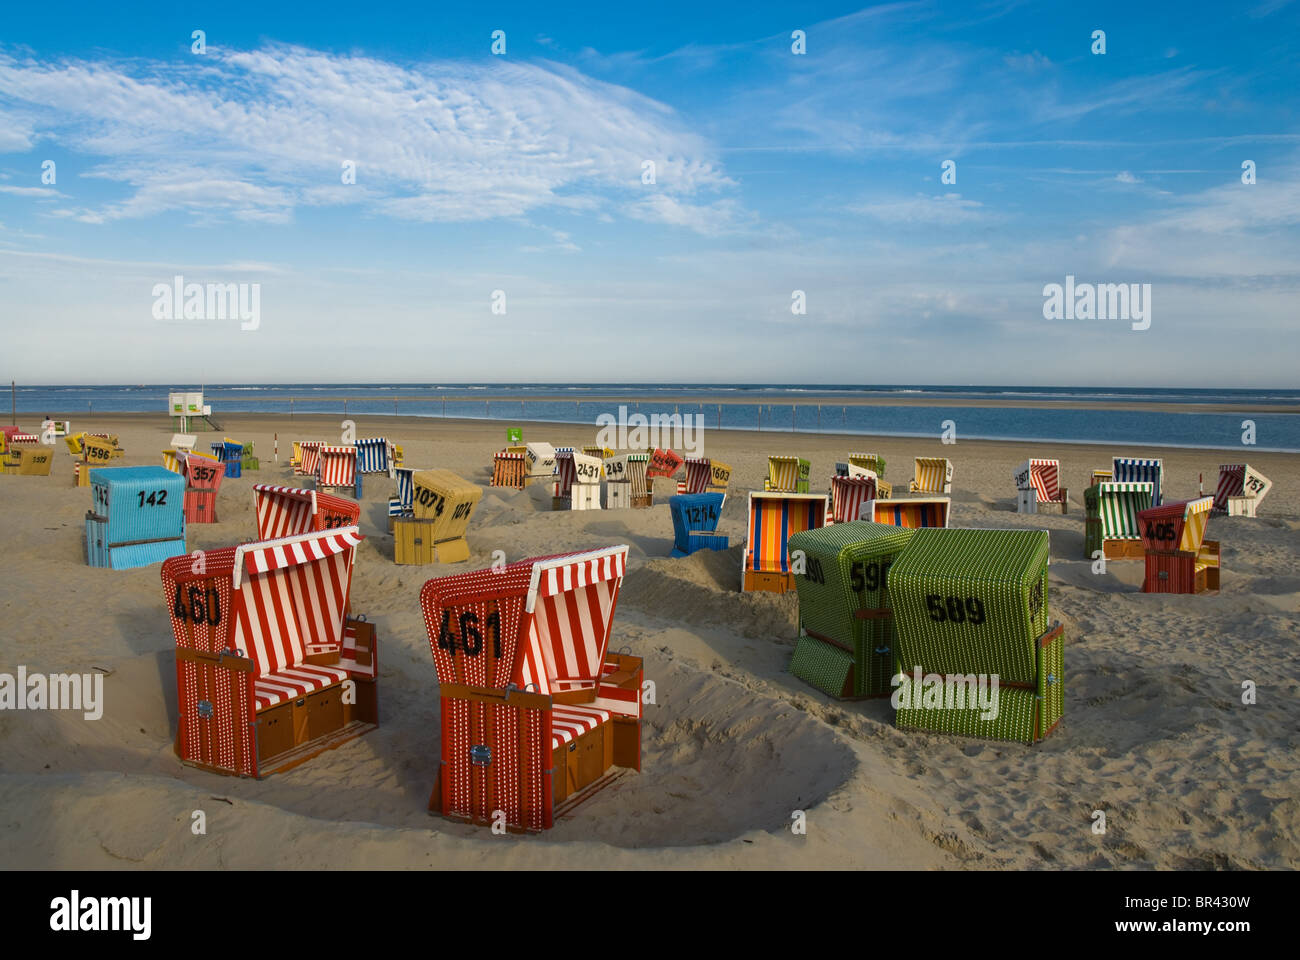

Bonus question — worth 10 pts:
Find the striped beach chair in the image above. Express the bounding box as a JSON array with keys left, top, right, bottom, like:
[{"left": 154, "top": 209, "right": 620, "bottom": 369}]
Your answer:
[
  {"left": 889, "top": 528, "right": 1064, "bottom": 744},
  {"left": 296, "top": 440, "right": 325, "bottom": 477},
  {"left": 1113, "top": 457, "right": 1163, "bottom": 506},
  {"left": 582, "top": 445, "right": 613, "bottom": 475},
  {"left": 552, "top": 449, "right": 602, "bottom": 510},
  {"left": 1084, "top": 481, "right": 1154, "bottom": 559},
  {"left": 179, "top": 452, "right": 226, "bottom": 524},
  {"left": 395, "top": 469, "right": 483, "bottom": 563},
  {"left": 683, "top": 456, "right": 732, "bottom": 497},
  {"left": 647, "top": 447, "right": 684, "bottom": 480},
  {"left": 1014, "top": 459, "right": 1068, "bottom": 514},
  {"left": 908, "top": 457, "right": 952, "bottom": 494},
  {"left": 420, "top": 545, "right": 641, "bottom": 831},
  {"left": 830, "top": 474, "right": 877, "bottom": 524},
  {"left": 315, "top": 445, "right": 362, "bottom": 499},
  {"left": 604, "top": 452, "right": 652, "bottom": 509},
  {"left": 847, "top": 452, "right": 886, "bottom": 478},
  {"left": 356, "top": 437, "right": 397, "bottom": 478},
  {"left": 163, "top": 526, "right": 378, "bottom": 779},
  {"left": 1138, "top": 497, "right": 1220, "bottom": 593},
  {"left": 1213, "top": 463, "right": 1272, "bottom": 517},
  {"left": 668, "top": 492, "right": 728, "bottom": 556},
  {"left": 253, "top": 483, "right": 361, "bottom": 541},
  {"left": 209, "top": 440, "right": 243, "bottom": 480},
  {"left": 743, "top": 491, "right": 828, "bottom": 592},
  {"left": 765, "top": 455, "right": 811, "bottom": 494},
  {"left": 860, "top": 496, "right": 950, "bottom": 528},
  {"left": 788, "top": 521, "right": 917, "bottom": 698},
  {"left": 491, "top": 450, "right": 526, "bottom": 489},
  {"left": 388, "top": 466, "right": 416, "bottom": 524}
]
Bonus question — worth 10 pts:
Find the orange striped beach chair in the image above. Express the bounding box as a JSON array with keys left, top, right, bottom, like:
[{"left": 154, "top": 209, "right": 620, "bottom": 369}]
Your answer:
[{"left": 743, "top": 491, "right": 828, "bottom": 592}]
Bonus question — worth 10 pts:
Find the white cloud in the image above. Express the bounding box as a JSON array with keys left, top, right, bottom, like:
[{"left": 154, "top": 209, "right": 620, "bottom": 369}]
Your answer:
[
  {"left": 0, "top": 46, "right": 736, "bottom": 232},
  {"left": 1115, "top": 171, "right": 1142, "bottom": 184}
]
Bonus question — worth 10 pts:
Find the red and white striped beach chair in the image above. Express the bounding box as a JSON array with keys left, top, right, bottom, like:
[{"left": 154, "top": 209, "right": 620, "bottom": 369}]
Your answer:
[
  {"left": 1014, "top": 459, "right": 1068, "bottom": 514},
  {"left": 296, "top": 440, "right": 325, "bottom": 478},
  {"left": 830, "top": 474, "right": 877, "bottom": 523},
  {"left": 253, "top": 483, "right": 362, "bottom": 541},
  {"left": 1213, "top": 463, "right": 1272, "bottom": 516},
  {"left": 683, "top": 456, "right": 732, "bottom": 497},
  {"left": 420, "top": 545, "right": 642, "bottom": 831},
  {"left": 316, "top": 445, "right": 361, "bottom": 498},
  {"left": 163, "top": 527, "right": 378, "bottom": 778}
]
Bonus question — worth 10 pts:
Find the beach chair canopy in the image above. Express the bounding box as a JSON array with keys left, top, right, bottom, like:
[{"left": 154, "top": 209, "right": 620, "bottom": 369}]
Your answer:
[
  {"left": 1214, "top": 463, "right": 1272, "bottom": 512},
  {"left": 860, "top": 497, "right": 949, "bottom": 529},
  {"left": 356, "top": 437, "right": 395, "bottom": 474},
  {"left": 767, "top": 455, "right": 811, "bottom": 493},
  {"left": 1014, "top": 459, "right": 1063, "bottom": 503},
  {"left": 790, "top": 520, "right": 915, "bottom": 648},
  {"left": 603, "top": 453, "right": 651, "bottom": 494},
  {"left": 1138, "top": 497, "right": 1214, "bottom": 554},
  {"left": 390, "top": 466, "right": 416, "bottom": 514},
  {"left": 180, "top": 451, "right": 226, "bottom": 493},
  {"left": 296, "top": 440, "right": 325, "bottom": 477},
  {"left": 411, "top": 469, "right": 482, "bottom": 530},
  {"left": 890, "top": 528, "right": 1050, "bottom": 684},
  {"left": 909, "top": 457, "right": 953, "bottom": 494},
  {"left": 253, "top": 483, "right": 361, "bottom": 540},
  {"left": 1113, "top": 458, "right": 1163, "bottom": 506},
  {"left": 491, "top": 451, "right": 526, "bottom": 489},
  {"left": 525, "top": 442, "right": 556, "bottom": 478},
  {"left": 746, "top": 492, "right": 827, "bottom": 572},
  {"left": 647, "top": 447, "right": 684, "bottom": 479},
  {"left": 848, "top": 452, "right": 885, "bottom": 478},
  {"left": 554, "top": 450, "right": 602, "bottom": 496},
  {"left": 89, "top": 466, "right": 186, "bottom": 544},
  {"left": 1085, "top": 482, "right": 1154, "bottom": 540},
  {"left": 420, "top": 545, "right": 629, "bottom": 696},
  {"left": 669, "top": 492, "right": 723, "bottom": 537},
  {"left": 10, "top": 447, "right": 54, "bottom": 475},
  {"left": 316, "top": 445, "right": 357, "bottom": 487},
  {"left": 831, "top": 474, "right": 877, "bottom": 523},
  {"left": 683, "top": 457, "right": 731, "bottom": 493},
  {"left": 788, "top": 521, "right": 916, "bottom": 698}
]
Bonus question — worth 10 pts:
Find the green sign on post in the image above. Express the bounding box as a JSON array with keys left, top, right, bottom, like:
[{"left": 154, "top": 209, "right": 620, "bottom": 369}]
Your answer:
[{"left": 507, "top": 428, "right": 522, "bottom": 444}]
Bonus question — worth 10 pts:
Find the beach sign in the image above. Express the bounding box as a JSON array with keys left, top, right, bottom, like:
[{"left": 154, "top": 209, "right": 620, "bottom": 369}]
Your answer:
[{"left": 507, "top": 427, "right": 522, "bottom": 444}]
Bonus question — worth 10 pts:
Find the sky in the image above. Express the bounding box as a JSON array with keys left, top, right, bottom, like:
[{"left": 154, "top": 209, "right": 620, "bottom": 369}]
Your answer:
[{"left": 0, "top": 0, "right": 1298, "bottom": 386}]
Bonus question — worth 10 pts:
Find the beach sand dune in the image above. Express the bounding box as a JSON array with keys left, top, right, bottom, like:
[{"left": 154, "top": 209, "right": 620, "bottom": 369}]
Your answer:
[{"left": 1, "top": 413, "right": 1296, "bottom": 868}]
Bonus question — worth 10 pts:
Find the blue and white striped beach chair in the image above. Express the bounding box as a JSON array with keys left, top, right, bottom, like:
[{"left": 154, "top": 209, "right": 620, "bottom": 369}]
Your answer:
[{"left": 1113, "top": 457, "right": 1163, "bottom": 506}]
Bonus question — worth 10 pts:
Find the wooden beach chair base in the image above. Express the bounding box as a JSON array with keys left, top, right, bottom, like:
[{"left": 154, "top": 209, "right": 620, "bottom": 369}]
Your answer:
[
  {"left": 744, "top": 570, "right": 797, "bottom": 593},
  {"left": 1143, "top": 541, "right": 1221, "bottom": 594}
]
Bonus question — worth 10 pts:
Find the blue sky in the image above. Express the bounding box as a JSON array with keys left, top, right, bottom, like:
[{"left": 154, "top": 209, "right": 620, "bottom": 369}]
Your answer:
[{"left": 1, "top": 0, "right": 1298, "bottom": 386}]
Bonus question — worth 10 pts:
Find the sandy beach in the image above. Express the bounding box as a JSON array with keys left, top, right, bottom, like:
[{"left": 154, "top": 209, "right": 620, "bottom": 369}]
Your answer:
[{"left": 2, "top": 411, "right": 1297, "bottom": 869}]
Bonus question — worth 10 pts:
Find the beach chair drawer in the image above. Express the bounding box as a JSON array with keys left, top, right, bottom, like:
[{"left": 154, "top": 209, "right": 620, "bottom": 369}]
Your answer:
[
  {"left": 257, "top": 702, "right": 295, "bottom": 761},
  {"left": 307, "top": 686, "right": 345, "bottom": 740},
  {"left": 567, "top": 723, "right": 612, "bottom": 796}
]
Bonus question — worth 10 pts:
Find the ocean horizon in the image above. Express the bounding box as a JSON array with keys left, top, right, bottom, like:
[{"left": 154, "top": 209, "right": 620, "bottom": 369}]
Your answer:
[{"left": 11, "top": 383, "right": 1300, "bottom": 452}]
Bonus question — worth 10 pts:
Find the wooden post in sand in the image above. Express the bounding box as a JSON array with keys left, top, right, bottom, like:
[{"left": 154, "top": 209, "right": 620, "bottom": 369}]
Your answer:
[
  {"left": 10, "top": 380, "right": 14, "bottom": 425},
  {"left": 274, "top": 433, "right": 278, "bottom": 464}
]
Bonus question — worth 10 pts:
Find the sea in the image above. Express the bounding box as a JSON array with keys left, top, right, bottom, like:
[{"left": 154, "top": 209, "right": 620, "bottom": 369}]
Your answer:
[{"left": 10, "top": 383, "right": 1300, "bottom": 452}]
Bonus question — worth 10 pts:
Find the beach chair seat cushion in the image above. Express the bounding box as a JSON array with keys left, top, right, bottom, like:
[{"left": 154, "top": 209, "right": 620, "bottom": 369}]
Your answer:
[
  {"left": 254, "top": 664, "right": 351, "bottom": 711},
  {"left": 551, "top": 704, "right": 612, "bottom": 749}
]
